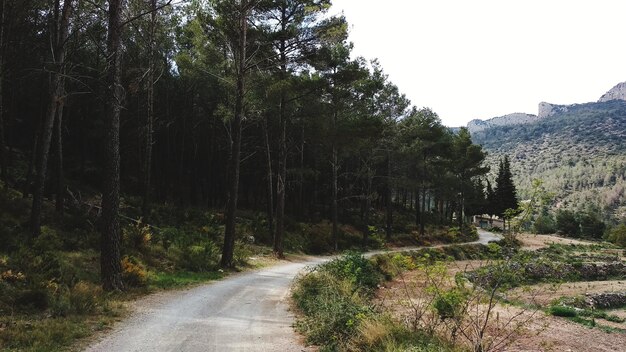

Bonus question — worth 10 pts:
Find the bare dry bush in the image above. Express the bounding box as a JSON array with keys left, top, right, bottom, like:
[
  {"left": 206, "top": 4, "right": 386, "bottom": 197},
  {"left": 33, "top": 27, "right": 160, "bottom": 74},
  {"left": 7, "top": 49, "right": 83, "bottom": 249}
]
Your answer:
[{"left": 378, "top": 255, "right": 551, "bottom": 352}]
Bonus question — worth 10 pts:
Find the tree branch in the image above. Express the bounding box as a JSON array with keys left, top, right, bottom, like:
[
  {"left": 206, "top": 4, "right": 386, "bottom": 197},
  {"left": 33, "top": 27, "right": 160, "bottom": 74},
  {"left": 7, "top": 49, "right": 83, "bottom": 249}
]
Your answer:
[{"left": 121, "top": 0, "right": 173, "bottom": 28}]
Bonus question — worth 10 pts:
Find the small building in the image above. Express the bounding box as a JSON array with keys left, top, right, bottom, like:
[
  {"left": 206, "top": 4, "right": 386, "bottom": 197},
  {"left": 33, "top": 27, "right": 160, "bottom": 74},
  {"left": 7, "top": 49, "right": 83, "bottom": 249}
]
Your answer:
[{"left": 473, "top": 215, "right": 503, "bottom": 229}]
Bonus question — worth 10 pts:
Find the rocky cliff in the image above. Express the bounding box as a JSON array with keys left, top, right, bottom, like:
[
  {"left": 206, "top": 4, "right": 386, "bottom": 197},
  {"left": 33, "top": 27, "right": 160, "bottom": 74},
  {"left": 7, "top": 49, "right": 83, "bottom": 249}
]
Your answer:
[
  {"left": 598, "top": 81, "right": 626, "bottom": 102},
  {"left": 467, "top": 81, "right": 626, "bottom": 132},
  {"left": 467, "top": 113, "right": 538, "bottom": 134},
  {"left": 538, "top": 102, "right": 569, "bottom": 119}
]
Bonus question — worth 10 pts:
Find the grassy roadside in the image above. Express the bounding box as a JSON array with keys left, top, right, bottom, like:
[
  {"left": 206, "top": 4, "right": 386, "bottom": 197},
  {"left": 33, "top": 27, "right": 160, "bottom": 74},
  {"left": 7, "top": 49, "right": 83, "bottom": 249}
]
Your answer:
[
  {"left": 290, "top": 234, "right": 626, "bottom": 352},
  {"left": 0, "top": 245, "right": 279, "bottom": 352},
  {"left": 290, "top": 241, "right": 506, "bottom": 352},
  {"left": 0, "top": 187, "right": 286, "bottom": 351}
]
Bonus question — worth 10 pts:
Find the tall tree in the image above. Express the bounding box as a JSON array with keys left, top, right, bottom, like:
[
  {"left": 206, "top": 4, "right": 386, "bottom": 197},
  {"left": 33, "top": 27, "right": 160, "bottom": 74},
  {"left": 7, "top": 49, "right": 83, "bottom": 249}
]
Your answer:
[
  {"left": 101, "top": 0, "right": 126, "bottom": 291},
  {"left": 451, "top": 128, "right": 488, "bottom": 228},
  {"left": 30, "top": 0, "right": 75, "bottom": 236},
  {"left": 219, "top": 0, "right": 256, "bottom": 268},
  {"left": 397, "top": 107, "right": 450, "bottom": 236},
  {"left": 485, "top": 179, "right": 495, "bottom": 222},
  {"left": 259, "top": 0, "right": 345, "bottom": 257},
  {"left": 0, "top": 0, "right": 7, "bottom": 189},
  {"left": 141, "top": 0, "right": 158, "bottom": 218},
  {"left": 494, "top": 154, "right": 518, "bottom": 229},
  {"left": 350, "top": 61, "right": 408, "bottom": 245},
  {"left": 312, "top": 42, "right": 363, "bottom": 250}
]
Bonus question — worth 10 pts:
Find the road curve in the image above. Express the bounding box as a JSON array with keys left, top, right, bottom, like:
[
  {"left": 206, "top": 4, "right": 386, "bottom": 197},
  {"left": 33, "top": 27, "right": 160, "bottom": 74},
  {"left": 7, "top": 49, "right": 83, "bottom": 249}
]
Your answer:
[{"left": 85, "top": 230, "right": 500, "bottom": 352}]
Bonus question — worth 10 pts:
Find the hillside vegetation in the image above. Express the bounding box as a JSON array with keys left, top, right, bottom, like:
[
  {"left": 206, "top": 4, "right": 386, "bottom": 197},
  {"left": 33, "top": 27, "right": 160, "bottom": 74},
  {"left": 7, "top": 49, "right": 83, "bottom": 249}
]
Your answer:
[{"left": 472, "top": 100, "right": 626, "bottom": 220}]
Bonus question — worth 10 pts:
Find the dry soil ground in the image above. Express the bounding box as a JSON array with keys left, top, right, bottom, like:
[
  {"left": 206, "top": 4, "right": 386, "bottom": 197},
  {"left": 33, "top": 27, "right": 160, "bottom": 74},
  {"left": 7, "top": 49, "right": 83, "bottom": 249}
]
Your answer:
[{"left": 377, "top": 233, "right": 626, "bottom": 352}]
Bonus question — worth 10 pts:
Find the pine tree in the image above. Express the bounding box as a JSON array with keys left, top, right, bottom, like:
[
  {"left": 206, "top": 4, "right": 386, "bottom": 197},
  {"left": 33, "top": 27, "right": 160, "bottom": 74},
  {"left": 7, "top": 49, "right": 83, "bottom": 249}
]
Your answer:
[
  {"left": 485, "top": 180, "right": 495, "bottom": 215},
  {"left": 494, "top": 155, "right": 518, "bottom": 228}
]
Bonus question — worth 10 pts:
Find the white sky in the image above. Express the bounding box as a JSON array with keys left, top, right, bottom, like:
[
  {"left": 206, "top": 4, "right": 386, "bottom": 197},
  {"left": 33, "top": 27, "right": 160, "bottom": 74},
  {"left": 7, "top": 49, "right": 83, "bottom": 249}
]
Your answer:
[{"left": 330, "top": 0, "right": 626, "bottom": 127}]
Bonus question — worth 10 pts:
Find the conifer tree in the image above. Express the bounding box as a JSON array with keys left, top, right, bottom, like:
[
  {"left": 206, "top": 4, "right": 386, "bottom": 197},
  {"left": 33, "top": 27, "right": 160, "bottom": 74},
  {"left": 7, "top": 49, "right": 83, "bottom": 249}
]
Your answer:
[{"left": 494, "top": 155, "right": 517, "bottom": 228}]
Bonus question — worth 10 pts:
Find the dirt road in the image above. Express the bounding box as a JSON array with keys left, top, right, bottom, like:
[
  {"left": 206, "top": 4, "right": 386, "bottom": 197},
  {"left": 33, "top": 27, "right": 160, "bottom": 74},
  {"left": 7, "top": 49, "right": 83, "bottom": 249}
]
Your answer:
[{"left": 85, "top": 231, "right": 499, "bottom": 352}]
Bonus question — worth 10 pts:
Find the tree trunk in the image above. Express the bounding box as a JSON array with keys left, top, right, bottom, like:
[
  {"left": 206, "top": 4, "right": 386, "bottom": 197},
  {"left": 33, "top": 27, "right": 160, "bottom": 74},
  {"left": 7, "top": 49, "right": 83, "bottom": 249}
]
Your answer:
[
  {"left": 141, "top": 0, "right": 157, "bottom": 219},
  {"left": 274, "top": 99, "right": 285, "bottom": 257},
  {"left": 54, "top": 100, "right": 65, "bottom": 215},
  {"left": 262, "top": 116, "right": 274, "bottom": 242},
  {"left": 0, "top": 0, "right": 7, "bottom": 189},
  {"left": 273, "top": 6, "right": 288, "bottom": 258},
  {"left": 458, "top": 191, "right": 464, "bottom": 229},
  {"left": 221, "top": 1, "right": 249, "bottom": 268},
  {"left": 420, "top": 186, "right": 426, "bottom": 236},
  {"left": 298, "top": 123, "right": 304, "bottom": 216},
  {"left": 23, "top": 124, "right": 41, "bottom": 198},
  {"left": 414, "top": 188, "right": 420, "bottom": 226},
  {"left": 402, "top": 189, "right": 407, "bottom": 208},
  {"left": 101, "top": 0, "right": 125, "bottom": 291},
  {"left": 30, "top": 0, "right": 73, "bottom": 237},
  {"left": 331, "top": 143, "right": 338, "bottom": 251},
  {"left": 385, "top": 153, "right": 392, "bottom": 241},
  {"left": 363, "top": 167, "right": 372, "bottom": 247}
]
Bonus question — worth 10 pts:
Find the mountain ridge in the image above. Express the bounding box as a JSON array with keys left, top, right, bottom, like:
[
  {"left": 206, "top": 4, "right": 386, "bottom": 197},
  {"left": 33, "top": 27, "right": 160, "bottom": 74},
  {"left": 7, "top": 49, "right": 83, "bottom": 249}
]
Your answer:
[
  {"left": 469, "top": 81, "right": 626, "bottom": 220},
  {"left": 465, "top": 81, "right": 626, "bottom": 134}
]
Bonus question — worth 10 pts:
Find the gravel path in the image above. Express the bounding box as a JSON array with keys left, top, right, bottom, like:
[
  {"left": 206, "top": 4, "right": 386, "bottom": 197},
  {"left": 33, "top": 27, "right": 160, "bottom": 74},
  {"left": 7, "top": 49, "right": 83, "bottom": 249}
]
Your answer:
[{"left": 84, "top": 231, "right": 499, "bottom": 352}]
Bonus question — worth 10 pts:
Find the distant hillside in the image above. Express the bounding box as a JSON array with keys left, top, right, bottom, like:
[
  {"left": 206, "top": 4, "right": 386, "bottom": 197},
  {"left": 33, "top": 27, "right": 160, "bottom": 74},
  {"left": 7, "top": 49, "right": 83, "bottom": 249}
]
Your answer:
[
  {"left": 599, "top": 82, "right": 626, "bottom": 102},
  {"left": 467, "top": 113, "right": 539, "bottom": 133},
  {"left": 471, "top": 99, "right": 626, "bottom": 220}
]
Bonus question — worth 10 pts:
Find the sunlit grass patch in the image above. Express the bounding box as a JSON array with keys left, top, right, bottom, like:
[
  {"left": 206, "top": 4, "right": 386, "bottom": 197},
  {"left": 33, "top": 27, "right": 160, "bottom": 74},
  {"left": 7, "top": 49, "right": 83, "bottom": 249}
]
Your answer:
[{"left": 148, "top": 270, "right": 224, "bottom": 289}]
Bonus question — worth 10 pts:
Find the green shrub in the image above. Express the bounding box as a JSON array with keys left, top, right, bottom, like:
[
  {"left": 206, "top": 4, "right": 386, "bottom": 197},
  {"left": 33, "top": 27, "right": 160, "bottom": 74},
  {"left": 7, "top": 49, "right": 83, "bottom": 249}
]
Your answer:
[
  {"left": 50, "top": 290, "right": 71, "bottom": 317},
  {"left": 123, "top": 221, "right": 152, "bottom": 251},
  {"left": 487, "top": 242, "right": 502, "bottom": 257},
  {"left": 433, "top": 288, "right": 466, "bottom": 320},
  {"left": 121, "top": 256, "right": 148, "bottom": 287},
  {"left": 463, "top": 224, "right": 479, "bottom": 241},
  {"left": 607, "top": 224, "right": 626, "bottom": 247},
  {"left": 605, "top": 314, "right": 625, "bottom": 323},
  {"left": 442, "top": 227, "right": 460, "bottom": 243},
  {"left": 292, "top": 270, "right": 371, "bottom": 349},
  {"left": 579, "top": 213, "right": 606, "bottom": 239},
  {"left": 549, "top": 305, "right": 577, "bottom": 317},
  {"left": 556, "top": 210, "right": 580, "bottom": 237},
  {"left": 69, "top": 281, "right": 102, "bottom": 314},
  {"left": 33, "top": 226, "right": 64, "bottom": 253},
  {"left": 233, "top": 240, "right": 252, "bottom": 267},
  {"left": 322, "top": 252, "right": 383, "bottom": 291},
  {"left": 533, "top": 214, "right": 556, "bottom": 234},
  {"left": 180, "top": 240, "right": 219, "bottom": 272}
]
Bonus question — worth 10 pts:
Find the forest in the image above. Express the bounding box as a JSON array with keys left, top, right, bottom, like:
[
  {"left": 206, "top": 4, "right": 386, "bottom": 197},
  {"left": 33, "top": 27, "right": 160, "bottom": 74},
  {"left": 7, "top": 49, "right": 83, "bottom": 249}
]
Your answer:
[
  {"left": 0, "top": 0, "right": 498, "bottom": 307},
  {"left": 7, "top": 2, "right": 626, "bottom": 352}
]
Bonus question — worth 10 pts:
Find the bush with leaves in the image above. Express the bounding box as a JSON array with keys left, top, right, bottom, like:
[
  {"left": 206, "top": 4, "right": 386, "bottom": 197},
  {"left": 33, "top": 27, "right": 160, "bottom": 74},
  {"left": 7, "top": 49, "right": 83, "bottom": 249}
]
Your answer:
[
  {"left": 579, "top": 213, "right": 606, "bottom": 239},
  {"left": 179, "top": 240, "right": 220, "bottom": 272},
  {"left": 321, "top": 252, "right": 383, "bottom": 291},
  {"left": 607, "top": 224, "right": 626, "bottom": 247},
  {"left": 121, "top": 256, "right": 148, "bottom": 287},
  {"left": 123, "top": 220, "right": 152, "bottom": 251},
  {"left": 556, "top": 210, "right": 580, "bottom": 237},
  {"left": 292, "top": 254, "right": 377, "bottom": 350},
  {"left": 533, "top": 214, "right": 556, "bottom": 234}
]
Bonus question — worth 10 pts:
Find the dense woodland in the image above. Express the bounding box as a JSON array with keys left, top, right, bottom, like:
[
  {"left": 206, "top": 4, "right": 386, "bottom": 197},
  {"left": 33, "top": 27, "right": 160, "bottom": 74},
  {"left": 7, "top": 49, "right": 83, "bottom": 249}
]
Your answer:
[{"left": 0, "top": 0, "right": 498, "bottom": 291}]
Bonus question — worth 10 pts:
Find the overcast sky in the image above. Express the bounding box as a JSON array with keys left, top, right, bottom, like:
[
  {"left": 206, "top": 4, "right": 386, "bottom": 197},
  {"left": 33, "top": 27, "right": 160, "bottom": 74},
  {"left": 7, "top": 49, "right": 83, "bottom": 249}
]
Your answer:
[{"left": 329, "top": 0, "right": 626, "bottom": 127}]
